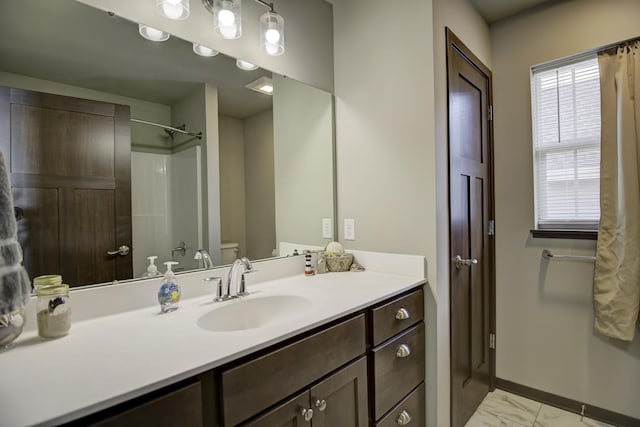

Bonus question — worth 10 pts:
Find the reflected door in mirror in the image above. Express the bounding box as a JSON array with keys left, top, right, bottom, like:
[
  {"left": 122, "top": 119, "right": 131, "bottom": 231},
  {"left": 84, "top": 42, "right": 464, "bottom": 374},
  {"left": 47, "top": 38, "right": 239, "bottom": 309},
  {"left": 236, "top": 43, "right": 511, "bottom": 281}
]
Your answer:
[{"left": 0, "top": 87, "right": 133, "bottom": 287}]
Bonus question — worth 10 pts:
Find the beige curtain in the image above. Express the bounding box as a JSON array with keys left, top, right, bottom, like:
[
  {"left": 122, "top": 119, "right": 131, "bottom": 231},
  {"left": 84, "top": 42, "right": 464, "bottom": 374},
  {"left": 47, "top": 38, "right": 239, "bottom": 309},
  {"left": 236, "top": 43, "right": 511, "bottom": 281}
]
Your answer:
[{"left": 594, "top": 40, "right": 640, "bottom": 342}]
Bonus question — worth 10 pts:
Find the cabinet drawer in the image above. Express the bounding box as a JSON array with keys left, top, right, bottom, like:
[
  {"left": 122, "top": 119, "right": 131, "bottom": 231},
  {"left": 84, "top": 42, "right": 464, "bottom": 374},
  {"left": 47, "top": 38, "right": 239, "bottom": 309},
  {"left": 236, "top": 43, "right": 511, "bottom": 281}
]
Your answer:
[
  {"left": 376, "top": 383, "right": 425, "bottom": 427},
  {"left": 221, "top": 314, "right": 366, "bottom": 426},
  {"left": 90, "top": 381, "right": 203, "bottom": 427},
  {"left": 371, "top": 288, "right": 423, "bottom": 347},
  {"left": 372, "top": 322, "right": 425, "bottom": 420}
]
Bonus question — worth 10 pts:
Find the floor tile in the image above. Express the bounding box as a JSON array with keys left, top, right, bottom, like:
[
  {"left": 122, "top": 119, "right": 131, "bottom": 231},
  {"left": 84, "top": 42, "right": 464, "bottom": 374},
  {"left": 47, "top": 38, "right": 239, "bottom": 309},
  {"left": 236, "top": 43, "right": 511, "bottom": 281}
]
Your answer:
[
  {"left": 465, "top": 406, "right": 531, "bottom": 426},
  {"left": 479, "top": 390, "right": 542, "bottom": 425},
  {"left": 533, "top": 405, "right": 614, "bottom": 427}
]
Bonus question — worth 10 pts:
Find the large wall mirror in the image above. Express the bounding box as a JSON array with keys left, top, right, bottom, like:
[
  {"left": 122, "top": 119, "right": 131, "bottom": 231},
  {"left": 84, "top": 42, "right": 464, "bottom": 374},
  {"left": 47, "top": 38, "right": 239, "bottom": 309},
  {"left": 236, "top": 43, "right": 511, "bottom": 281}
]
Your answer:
[{"left": 0, "top": 0, "right": 335, "bottom": 287}]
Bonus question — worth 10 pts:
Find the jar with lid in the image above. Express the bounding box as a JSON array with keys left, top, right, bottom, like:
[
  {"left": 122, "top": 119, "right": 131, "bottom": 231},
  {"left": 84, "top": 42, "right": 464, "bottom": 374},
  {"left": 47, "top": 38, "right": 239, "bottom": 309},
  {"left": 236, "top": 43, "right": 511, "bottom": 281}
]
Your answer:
[
  {"left": 36, "top": 284, "right": 71, "bottom": 338},
  {"left": 33, "top": 275, "right": 62, "bottom": 292}
]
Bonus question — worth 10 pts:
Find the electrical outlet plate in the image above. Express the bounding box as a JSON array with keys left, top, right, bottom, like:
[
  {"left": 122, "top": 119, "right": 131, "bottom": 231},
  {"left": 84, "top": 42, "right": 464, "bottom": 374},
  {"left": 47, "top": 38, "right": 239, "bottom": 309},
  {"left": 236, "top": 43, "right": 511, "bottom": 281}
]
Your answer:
[
  {"left": 344, "top": 218, "right": 355, "bottom": 240},
  {"left": 322, "top": 218, "right": 332, "bottom": 239}
]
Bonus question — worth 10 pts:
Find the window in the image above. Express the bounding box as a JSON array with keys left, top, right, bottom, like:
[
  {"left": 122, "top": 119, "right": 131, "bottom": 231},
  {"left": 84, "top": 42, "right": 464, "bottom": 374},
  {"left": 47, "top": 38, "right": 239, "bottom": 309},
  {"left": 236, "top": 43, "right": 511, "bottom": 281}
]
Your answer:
[{"left": 531, "top": 56, "right": 601, "bottom": 231}]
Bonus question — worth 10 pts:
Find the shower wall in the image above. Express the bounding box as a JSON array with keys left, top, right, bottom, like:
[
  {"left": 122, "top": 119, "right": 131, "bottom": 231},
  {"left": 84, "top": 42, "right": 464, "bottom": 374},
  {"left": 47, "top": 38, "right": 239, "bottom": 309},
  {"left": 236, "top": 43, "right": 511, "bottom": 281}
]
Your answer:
[{"left": 131, "top": 147, "right": 202, "bottom": 276}]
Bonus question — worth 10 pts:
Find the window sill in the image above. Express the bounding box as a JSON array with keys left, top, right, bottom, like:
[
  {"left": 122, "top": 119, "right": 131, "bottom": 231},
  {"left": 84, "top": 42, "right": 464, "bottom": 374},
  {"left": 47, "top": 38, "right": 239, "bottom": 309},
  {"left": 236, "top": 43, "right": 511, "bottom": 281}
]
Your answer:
[{"left": 530, "top": 229, "right": 598, "bottom": 240}]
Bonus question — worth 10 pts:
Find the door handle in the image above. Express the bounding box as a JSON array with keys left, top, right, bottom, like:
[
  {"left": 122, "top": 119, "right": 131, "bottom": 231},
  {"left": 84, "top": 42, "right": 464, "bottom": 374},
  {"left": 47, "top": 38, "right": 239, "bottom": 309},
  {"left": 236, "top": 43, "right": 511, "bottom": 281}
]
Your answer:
[
  {"left": 107, "top": 245, "right": 130, "bottom": 256},
  {"left": 455, "top": 255, "right": 478, "bottom": 269},
  {"left": 300, "top": 407, "right": 314, "bottom": 422}
]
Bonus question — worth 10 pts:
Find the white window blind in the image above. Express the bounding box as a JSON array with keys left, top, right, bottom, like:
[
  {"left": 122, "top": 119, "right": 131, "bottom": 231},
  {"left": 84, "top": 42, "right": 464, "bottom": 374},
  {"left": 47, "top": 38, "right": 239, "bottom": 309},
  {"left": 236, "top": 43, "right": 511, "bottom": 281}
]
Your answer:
[{"left": 531, "top": 56, "right": 601, "bottom": 229}]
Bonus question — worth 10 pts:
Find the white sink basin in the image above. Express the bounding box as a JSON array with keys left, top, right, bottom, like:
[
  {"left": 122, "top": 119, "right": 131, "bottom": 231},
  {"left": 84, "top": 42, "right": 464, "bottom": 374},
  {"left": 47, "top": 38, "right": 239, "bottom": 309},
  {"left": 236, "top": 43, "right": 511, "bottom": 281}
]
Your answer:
[{"left": 197, "top": 295, "right": 313, "bottom": 332}]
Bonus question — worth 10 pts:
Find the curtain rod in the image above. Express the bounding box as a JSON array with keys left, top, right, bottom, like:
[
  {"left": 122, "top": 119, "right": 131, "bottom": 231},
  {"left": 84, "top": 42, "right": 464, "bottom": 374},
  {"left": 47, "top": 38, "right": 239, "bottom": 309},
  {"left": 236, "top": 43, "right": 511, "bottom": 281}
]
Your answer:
[
  {"left": 532, "top": 35, "right": 640, "bottom": 72},
  {"left": 131, "top": 118, "right": 203, "bottom": 140}
]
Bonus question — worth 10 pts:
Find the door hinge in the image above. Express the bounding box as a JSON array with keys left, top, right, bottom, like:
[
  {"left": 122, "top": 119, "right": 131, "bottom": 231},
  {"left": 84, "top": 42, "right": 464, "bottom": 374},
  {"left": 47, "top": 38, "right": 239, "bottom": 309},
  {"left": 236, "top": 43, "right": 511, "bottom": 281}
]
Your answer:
[
  {"left": 488, "top": 220, "right": 495, "bottom": 236},
  {"left": 490, "top": 333, "right": 496, "bottom": 349},
  {"left": 488, "top": 105, "right": 493, "bottom": 121}
]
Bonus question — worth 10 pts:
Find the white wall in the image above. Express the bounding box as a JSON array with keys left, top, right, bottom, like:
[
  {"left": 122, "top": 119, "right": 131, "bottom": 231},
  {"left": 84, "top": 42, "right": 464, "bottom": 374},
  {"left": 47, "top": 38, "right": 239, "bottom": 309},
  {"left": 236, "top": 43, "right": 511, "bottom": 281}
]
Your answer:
[
  {"left": 491, "top": 0, "right": 640, "bottom": 418},
  {"left": 219, "top": 115, "right": 247, "bottom": 258},
  {"left": 75, "top": 0, "right": 334, "bottom": 92},
  {"left": 330, "top": 0, "right": 438, "bottom": 424},
  {"left": 273, "top": 74, "right": 334, "bottom": 249},
  {"left": 432, "top": 1, "right": 492, "bottom": 425},
  {"left": 244, "top": 110, "right": 276, "bottom": 260}
]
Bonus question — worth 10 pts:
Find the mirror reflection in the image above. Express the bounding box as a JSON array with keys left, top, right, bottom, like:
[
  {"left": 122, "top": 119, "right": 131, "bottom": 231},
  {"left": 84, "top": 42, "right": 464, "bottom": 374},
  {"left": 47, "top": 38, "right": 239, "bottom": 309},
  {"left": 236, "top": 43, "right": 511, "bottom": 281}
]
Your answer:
[{"left": 0, "top": 0, "right": 335, "bottom": 287}]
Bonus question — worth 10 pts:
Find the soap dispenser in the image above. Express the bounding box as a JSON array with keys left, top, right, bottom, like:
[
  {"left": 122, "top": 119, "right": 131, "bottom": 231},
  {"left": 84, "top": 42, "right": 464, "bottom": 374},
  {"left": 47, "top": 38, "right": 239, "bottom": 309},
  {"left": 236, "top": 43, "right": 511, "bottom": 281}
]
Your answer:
[
  {"left": 141, "top": 256, "right": 161, "bottom": 278},
  {"left": 158, "top": 261, "right": 181, "bottom": 313}
]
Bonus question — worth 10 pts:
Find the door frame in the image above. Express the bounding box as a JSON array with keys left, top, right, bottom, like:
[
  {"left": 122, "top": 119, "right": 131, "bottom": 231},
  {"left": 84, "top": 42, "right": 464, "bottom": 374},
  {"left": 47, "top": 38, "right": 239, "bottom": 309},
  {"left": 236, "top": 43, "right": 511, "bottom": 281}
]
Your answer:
[{"left": 445, "top": 26, "right": 497, "bottom": 419}]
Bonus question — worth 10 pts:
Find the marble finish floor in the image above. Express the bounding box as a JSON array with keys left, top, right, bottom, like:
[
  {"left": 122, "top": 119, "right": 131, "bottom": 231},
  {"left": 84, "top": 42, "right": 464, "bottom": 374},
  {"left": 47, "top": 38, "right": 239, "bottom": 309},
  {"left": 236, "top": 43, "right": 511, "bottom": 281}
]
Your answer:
[{"left": 464, "top": 389, "right": 614, "bottom": 427}]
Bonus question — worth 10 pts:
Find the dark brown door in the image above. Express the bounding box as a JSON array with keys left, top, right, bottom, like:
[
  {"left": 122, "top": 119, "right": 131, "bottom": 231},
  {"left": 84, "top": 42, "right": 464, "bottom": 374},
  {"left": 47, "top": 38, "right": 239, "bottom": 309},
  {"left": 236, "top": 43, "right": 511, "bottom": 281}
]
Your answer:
[
  {"left": 310, "top": 356, "right": 368, "bottom": 427},
  {"left": 0, "top": 87, "right": 132, "bottom": 287},
  {"left": 446, "top": 29, "right": 495, "bottom": 427}
]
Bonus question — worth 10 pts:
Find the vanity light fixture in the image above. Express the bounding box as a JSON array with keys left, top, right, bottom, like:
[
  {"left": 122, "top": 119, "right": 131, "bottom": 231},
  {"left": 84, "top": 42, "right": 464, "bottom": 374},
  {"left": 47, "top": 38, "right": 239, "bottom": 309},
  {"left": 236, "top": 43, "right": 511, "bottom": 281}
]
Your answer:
[
  {"left": 193, "top": 43, "right": 219, "bottom": 56},
  {"left": 246, "top": 76, "right": 273, "bottom": 95},
  {"left": 157, "top": 0, "right": 190, "bottom": 20},
  {"left": 236, "top": 59, "right": 258, "bottom": 70},
  {"left": 211, "top": 0, "right": 242, "bottom": 39},
  {"left": 138, "top": 24, "right": 170, "bottom": 41},
  {"left": 202, "top": 0, "right": 285, "bottom": 56}
]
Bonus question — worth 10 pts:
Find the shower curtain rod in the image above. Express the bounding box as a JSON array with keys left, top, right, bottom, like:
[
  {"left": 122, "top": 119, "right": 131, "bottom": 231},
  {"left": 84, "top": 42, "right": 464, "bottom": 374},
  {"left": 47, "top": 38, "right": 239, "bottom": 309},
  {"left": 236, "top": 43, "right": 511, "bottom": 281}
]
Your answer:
[
  {"left": 542, "top": 249, "right": 595, "bottom": 262},
  {"left": 131, "top": 118, "right": 202, "bottom": 139}
]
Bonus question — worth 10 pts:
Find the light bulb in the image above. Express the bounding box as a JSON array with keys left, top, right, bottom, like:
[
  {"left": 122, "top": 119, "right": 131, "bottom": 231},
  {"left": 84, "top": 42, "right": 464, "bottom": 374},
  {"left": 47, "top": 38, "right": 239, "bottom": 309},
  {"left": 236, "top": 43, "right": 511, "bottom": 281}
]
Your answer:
[
  {"left": 265, "top": 28, "right": 281, "bottom": 44},
  {"left": 162, "top": 3, "right": 183, "bottom": 19},
  {"left": 157, "top": 0, "right": 189, "bottom": 20},
  {"left": 265, "top": 43, "right": 279, "bottom": 56},
  {"left": 218, "top": 9, "right": 235, "bottom": 26}
]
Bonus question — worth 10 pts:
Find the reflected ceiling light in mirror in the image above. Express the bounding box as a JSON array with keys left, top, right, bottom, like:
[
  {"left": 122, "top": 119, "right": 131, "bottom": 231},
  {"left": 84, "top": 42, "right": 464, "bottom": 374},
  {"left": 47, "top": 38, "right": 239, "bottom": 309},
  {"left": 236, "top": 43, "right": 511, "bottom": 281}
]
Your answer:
[
  {"left": 157, "top": 0, "right": 190, "bottom": 20},
  {"left": 138, "top": 24, "right": 170, "bottom": 41},
  {"left": 246, "top": 76, "right": 273, "bottom": 95},
  {"left": 193, "top": 43, "right": 219, "bottom": 57},
  {"left": 213, "top": 0, "right": 242, "bottom": 39},
  {"left": 236, "top": 59, "right": 258, "bottom": 70},
  {"left": 260, "top": 11, "right": 284, "bottom": 56}
]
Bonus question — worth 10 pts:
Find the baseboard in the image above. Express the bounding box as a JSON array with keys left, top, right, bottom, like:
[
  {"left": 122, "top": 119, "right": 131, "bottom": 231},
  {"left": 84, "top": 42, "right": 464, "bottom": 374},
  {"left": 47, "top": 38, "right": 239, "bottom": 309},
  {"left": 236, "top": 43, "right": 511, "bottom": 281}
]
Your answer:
[{"left": 495, "top": 378, "right": 640, "bottom": 427}]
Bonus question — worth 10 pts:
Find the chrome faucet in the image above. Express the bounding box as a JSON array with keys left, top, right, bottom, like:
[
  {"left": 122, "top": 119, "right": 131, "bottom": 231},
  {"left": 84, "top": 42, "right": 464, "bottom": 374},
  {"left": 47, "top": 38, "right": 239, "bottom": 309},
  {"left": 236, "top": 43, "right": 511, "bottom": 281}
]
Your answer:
[
  {"left": 226, "top": 257, "right": 254, "bottom": 298},
  {"left": 194, "top": 249, "right": 213, "bottom": 269}
]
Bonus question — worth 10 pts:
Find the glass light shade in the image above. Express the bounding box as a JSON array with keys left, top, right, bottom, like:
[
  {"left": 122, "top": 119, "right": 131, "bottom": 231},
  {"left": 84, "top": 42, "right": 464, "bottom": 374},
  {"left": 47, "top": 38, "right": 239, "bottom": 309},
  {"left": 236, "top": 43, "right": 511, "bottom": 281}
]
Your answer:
[
  {"left": 138, "top": 24, "right": 170, "bottom": 42},
  {"left": 236, "top": 59, "right": 258, "bottom": 71},
  {"left": 156, "top": 0, "right": 190, "bottom": 20},
  {"left": 193, "top": 43, "right": 219, "bottom": 57},
  {"left": 260, "top": 11, "right": 284, "bottom": 56},
  {"left": 213, "top": 0, "right": 241, "bottom": 40}
]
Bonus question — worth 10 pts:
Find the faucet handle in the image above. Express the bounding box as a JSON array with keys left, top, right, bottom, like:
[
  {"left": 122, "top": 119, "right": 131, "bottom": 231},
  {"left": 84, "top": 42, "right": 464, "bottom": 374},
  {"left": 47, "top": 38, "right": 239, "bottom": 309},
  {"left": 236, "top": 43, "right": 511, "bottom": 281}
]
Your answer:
[
  {"left": 203, "top": 276, "right": 224, "bottom": 302},
  {"left": 238, "top": 269, "right": 258, "bottom": 296}
]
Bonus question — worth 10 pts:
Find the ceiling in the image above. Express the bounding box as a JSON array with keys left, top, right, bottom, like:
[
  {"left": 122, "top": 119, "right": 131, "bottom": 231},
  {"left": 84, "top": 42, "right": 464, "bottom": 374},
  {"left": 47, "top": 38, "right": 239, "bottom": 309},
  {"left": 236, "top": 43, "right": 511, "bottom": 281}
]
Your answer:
[
  {"left": 0, "top": 0, "right": 273, "bottom": 119},
  {"left": 470, "top": 0, "right": 555, "bottom": 23}
]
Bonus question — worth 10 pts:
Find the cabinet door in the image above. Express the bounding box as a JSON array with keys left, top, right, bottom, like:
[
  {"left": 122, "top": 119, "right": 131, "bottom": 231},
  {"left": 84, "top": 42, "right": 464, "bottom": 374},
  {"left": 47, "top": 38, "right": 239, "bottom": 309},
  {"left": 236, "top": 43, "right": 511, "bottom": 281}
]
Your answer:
[
  {"left": 310, "top": 356, "right": 368, "bottom": 427},
  {"left": 242, "top": 391, "right": 310, "bottom": 427}
]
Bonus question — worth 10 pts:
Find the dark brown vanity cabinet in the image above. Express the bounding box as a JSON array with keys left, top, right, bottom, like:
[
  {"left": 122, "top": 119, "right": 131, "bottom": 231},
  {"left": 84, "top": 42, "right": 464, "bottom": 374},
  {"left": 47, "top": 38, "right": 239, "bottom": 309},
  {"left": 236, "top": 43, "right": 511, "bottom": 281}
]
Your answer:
[
  {"left": 242, "top": 357, "right": 368, "bottom": 427},
  {"left": 69, "top": 286, "right": 425, "bottom": 427},
  {"left": 369, "top": 288, "right": 425, "bottom": 426}
]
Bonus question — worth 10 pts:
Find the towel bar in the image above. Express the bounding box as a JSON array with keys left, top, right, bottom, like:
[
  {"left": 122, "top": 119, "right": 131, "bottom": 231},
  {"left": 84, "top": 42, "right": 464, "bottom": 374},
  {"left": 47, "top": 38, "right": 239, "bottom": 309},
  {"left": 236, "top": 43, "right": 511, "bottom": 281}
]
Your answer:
[{"left": 542, "top": 249, "right": 595, "bottom": 262}]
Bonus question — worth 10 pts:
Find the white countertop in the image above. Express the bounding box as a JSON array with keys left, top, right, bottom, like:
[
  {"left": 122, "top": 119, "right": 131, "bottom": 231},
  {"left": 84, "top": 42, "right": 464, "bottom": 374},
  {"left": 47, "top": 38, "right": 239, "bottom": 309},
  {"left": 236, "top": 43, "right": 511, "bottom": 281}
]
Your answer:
[{"left": 1, "top": 269, "right": 425, "bottom": 427}]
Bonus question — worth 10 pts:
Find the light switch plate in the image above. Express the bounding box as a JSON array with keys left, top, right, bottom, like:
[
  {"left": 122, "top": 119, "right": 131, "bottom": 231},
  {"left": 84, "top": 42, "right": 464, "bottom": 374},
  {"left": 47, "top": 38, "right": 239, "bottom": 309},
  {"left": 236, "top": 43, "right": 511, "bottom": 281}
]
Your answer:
[
  {"left": 344, "top": 218, "right": 355, "bottom": 240},
  {"left": 322, "top": 218, "right": 332, "bottom": 239}
]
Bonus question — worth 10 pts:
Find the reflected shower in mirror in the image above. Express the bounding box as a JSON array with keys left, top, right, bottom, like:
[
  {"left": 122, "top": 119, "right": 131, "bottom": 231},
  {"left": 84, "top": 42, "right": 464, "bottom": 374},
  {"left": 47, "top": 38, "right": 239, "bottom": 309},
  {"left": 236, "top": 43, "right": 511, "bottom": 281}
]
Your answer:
[{"left": 0, "top": 0, "right": 334, "bottom": 287}]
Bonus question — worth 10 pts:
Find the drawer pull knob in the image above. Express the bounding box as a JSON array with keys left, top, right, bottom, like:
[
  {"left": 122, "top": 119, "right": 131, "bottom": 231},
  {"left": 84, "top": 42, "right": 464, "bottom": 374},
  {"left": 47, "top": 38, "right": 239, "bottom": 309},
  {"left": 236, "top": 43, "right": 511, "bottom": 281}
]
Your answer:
[
  {"left": 300, "top": 408, "right": 314, "bottom": 422},
  {"left": 396, "top": 344, "right": 411, "bottom": 358},
  {"left": 396, "top": 308, "right": 410, "bottom": 320},
  {"left": 315, "top": 399, "right": 327, "bottom": 411},
  {"left": 396, "top": 410, "right": 412, "bottom": 425}
]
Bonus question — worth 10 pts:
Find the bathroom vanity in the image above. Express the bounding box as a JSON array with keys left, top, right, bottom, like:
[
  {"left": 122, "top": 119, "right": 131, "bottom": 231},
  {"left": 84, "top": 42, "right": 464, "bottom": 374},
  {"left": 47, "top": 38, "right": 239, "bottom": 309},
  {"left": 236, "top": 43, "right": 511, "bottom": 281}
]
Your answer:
[{"left": 1, "top": 252, "right": 426, "bottom": 427}]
